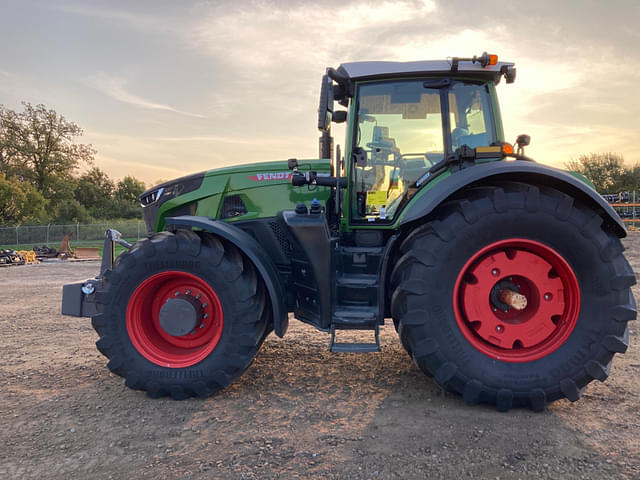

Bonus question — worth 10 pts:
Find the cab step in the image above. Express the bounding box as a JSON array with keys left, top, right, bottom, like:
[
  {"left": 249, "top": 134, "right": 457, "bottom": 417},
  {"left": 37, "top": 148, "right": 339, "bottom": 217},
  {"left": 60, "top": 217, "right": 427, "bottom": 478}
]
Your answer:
[
  {"left": 329, "top": 324, "right": 380, "bottom": 353},
  {"left": 329, "top": 307, "right": 380, "bottom": 353},
  {"left": 332, "top": 307, "right": 378, "bottom": 328}
]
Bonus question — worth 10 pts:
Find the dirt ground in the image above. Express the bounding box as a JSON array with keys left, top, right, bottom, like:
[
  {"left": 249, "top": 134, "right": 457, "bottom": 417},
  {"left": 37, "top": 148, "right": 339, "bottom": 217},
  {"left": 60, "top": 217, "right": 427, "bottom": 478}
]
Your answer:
[{"left": 1, "top": 236, "right": 639, "bottom": 480}]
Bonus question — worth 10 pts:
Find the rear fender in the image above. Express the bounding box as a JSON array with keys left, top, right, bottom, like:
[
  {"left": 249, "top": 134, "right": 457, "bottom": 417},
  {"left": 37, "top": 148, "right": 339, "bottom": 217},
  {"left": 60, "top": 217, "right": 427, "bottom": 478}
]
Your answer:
[
  {"left": 399, "top": 160, "right": 626, "bottom": 237},
  {"left": 166, "top": 216, "right": 288, "bottom": 337}
]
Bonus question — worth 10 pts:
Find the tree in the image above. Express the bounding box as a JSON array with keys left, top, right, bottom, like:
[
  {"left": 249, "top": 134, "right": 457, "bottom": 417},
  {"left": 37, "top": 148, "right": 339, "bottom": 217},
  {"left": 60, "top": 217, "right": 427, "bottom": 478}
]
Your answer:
[
  {"left": 113, "top": 176, "right": 146, "bottom": 219},
  {"left": 0, "top": 102, "right": 95, "bottom": 201},
  {"left": 0, "top": 174, "right": 26, "bottom": 224},
  {"left": 0, "top": 107, "right": 20, "bottom": 176},
  {"left": 53, "top": 199, "right": 91, "bottom": 224},
  {"left": 115, "top": 176, "right": 146, "bottom": 203},
  {"left": 0, "top": 173, "right": 48, "bottom": 225},
  {"left": 75, "top": 167, "right": 115, "bottom": 219},
  {"left": 566, "top": 153, "right": 629, "bottom": 193}
]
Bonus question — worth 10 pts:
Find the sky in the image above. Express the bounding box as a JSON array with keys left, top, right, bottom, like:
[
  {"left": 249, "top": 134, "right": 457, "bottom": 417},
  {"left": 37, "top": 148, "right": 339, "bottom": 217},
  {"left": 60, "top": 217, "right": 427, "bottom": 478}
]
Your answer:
[{"left": 0, "top": 0, "right": 639, "bottom": 186}]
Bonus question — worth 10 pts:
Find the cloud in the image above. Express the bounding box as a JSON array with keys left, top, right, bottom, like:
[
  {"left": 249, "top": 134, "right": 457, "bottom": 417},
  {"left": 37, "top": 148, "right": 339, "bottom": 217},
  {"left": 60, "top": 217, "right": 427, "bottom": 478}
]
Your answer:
[
  {"left": 83, "top": 130, "right": 308, "bottom": 183},
  {"left": 85, "top": 74, "right": 205, "bottom": 118},
  {"left": 45, "top": 1, "right": 183, "bottom": 32},
  {"left": 189, "top": 0, "right": 437, "bottom": 74},
  {"left": 11, "top": 0, "right": 638, "bottom": 180}
]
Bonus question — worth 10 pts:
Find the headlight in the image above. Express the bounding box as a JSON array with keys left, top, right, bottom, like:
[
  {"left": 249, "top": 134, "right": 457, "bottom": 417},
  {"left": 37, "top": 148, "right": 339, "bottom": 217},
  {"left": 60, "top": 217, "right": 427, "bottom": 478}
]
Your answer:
[{"left": 140, "top": 187, "right": 164, "bottom": 207}]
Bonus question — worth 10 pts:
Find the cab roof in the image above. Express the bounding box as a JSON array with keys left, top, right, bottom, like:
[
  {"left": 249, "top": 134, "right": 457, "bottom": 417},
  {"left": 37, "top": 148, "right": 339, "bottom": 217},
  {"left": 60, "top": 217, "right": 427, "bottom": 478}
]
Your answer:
[{"left": 337, "top": 59, "right": 515, "bottom": 83}]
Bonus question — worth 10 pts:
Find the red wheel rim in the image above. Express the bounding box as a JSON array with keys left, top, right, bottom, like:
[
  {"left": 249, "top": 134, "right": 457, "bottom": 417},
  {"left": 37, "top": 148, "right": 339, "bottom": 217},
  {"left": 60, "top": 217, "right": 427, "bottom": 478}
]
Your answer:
[
  {"left": 126, "top": 271, "right": 223, "bottom": 368},
  {"left": 453, "top": 239, "right": 580, "bottom": 362}
]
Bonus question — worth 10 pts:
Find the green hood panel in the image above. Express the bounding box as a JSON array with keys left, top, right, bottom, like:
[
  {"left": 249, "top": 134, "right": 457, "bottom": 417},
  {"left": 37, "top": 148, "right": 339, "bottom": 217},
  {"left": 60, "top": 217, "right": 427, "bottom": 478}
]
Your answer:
[{"left": 155, "top": 159, "right": 332, "bottom": 231}]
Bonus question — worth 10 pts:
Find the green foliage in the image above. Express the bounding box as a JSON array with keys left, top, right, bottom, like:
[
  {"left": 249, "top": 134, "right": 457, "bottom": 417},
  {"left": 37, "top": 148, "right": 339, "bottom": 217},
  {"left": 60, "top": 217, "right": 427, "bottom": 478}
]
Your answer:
[
  {"left": 0, "top": 102, "right": 147, "bottom": 225},
  {"left": 0, "top": 173, "right": 48, "bottom": 224},
  {"left": 21, "top": 183, "right": 49, "bottom": 223},
  {"left": 116, "top": 176, "right": 146, "bottom": 203},
  {"left": 53, "top": 198, "right": 91, "bottom": 224},
  {"left": 112, "top": 176, "right": 146, "bottom": 219},
  {"left": 75, "top": 167, "right": 115, "bottom": 219},
  {"left": 0, "top": 102, "right": 95, "bottom": 199},
  {"left": 566, "top": 153, "right": 639, "bottom": 193},
  {"left": 0, "top": 173, "right": 27, "bottom": 224}
]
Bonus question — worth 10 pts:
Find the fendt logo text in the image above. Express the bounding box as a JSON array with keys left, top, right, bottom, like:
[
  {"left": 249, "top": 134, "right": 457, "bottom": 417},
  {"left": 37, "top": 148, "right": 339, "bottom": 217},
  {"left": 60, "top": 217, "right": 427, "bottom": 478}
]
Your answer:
[{"left": 248, "top": 172, "right": 293, "bottom": 181}]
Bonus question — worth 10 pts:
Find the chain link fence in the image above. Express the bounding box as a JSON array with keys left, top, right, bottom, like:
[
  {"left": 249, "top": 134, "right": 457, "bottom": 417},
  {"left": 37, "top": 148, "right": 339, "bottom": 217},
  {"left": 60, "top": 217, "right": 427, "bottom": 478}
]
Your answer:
[{"left": 0, "top": 221, "right": 144, "bottom": 247}]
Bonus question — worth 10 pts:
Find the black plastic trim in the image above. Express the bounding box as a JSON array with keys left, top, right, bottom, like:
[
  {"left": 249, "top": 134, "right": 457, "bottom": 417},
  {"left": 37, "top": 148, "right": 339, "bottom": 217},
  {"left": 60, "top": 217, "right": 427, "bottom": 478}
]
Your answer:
[
  {"left": 281, "top": 210, "right": 333, "bottom": 329},
  {"left": 61, "top": 282, "right": 98, "bottom": 317},
  {"left": 400, "top": 161, "right": 627, "bottom": 237},
  {"left": 140, "top": 172, "right": 206, "bottom": 234},
  {"left": 166, "top": 216, "right": 289, "bottom": 337}
]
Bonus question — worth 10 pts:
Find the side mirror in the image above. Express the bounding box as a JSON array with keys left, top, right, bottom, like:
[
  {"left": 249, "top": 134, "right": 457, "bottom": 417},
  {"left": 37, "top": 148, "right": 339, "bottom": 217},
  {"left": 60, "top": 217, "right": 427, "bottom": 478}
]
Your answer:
[
  {"left": 502, "top": 65, "right": 517, "bottom": 84},
  {"left": 317, "top": 74, "right": 334, "bottom": 133},
  {"left": 332, "top": 110, "right": 347, "bottom": 124},
  {"left": 516, "top": 134, "right": 530, "bottom": 148},
  {"left": 352, "top": 147, "right": 367, "bottom": 168}
]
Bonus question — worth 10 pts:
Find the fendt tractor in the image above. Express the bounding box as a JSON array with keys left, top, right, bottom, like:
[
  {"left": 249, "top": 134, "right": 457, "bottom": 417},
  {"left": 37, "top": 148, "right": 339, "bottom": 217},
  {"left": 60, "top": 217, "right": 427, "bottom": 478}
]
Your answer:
[{"left": 62, "top": 53, "right": 636, "bottom": 411}]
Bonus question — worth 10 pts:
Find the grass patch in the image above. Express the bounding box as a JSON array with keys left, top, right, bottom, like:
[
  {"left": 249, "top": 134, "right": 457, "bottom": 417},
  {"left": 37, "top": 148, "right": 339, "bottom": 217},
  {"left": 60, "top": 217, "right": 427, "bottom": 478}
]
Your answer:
[{"left": 0, "top": 241, "right": 135, "bottom": 259}]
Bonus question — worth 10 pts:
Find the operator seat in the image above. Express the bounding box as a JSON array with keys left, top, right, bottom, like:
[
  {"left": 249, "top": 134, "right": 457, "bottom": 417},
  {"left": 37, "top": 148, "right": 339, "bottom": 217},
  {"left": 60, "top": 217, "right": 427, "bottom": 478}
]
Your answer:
[{"left": 365, "top": 126, "right": 400, "bottom": 191}]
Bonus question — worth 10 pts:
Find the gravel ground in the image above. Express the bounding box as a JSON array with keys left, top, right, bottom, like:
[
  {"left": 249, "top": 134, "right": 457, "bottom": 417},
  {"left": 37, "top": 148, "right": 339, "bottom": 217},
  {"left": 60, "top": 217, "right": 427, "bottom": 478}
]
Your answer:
[{"left": 0, "top": 235, "right": 639, "bottom": 480}]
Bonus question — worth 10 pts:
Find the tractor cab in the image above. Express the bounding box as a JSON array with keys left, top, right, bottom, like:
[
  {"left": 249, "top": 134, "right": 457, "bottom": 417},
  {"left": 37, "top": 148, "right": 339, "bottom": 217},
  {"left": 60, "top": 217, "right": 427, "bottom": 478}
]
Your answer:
[
  {"left": 283, "top": 55, "right": 520, "bottom": 351},
  {"left": 295, "top": 53, "right": 517, "bottom": 227}
]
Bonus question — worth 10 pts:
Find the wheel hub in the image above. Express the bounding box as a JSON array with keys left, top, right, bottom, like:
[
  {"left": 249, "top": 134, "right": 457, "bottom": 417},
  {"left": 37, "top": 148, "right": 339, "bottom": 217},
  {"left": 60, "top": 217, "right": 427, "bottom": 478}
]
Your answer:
[
  {"left": 489, "top": 279, "right": 523, "bottom": 312},
  {"left": 126, "top": 271, "right": 224, "bottom": 368},
  {"left": 158, "top": 295, "right": 201, "bottom": 337},
  {"left": 453, "top": 239, "right": 580, "bottom": 362}
]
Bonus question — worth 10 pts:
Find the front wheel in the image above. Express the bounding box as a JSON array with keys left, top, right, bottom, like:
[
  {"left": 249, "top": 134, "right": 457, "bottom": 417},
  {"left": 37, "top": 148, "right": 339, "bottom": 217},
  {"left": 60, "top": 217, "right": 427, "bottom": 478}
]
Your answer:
[
  {"left": 391, "top": 183, "right": 636, "bottom": 411},
  {"left": 91, "top": 229, "right": 270, "bottom": 399}
]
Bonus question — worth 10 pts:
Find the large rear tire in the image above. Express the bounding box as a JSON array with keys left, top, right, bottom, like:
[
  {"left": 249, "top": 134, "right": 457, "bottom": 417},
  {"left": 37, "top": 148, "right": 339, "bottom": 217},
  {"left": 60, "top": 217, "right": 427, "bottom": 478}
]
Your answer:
[
  {"left": 391, "top": 183, "right": 636, "bottom": 411},
  {"left": 91, "top": 229, "right": 270, "bottom": 399}
]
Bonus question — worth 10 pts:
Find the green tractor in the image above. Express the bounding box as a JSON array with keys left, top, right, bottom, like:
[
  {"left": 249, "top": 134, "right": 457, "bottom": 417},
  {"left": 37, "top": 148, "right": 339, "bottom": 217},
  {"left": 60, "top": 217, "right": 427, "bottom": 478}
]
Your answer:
[{"left": 62, "top": 53, "right": 635, "bottom": 411}]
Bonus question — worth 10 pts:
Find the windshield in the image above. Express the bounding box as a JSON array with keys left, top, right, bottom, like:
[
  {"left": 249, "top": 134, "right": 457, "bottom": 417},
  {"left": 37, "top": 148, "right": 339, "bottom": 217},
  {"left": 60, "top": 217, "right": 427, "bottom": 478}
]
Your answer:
[{"left": 352, "top": 79, "right": 496, "bottom": 222}]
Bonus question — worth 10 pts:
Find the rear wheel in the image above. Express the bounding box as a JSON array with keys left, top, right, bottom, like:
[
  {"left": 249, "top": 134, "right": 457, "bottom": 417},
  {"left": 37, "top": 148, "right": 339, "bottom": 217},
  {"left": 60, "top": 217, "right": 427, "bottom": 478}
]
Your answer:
[
  {"left": 391, "top": 183, "right": 636, "bottom": 411},
  {"left": 92, "top": 229, "right": 270, "bottom": 399}
]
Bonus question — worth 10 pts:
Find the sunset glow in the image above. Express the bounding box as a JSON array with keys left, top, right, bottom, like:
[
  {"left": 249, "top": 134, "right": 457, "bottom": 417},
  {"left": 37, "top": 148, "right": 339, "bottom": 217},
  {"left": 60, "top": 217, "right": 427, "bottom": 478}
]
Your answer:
[{"left": 1, "top": 0, "right": 637, "bottom": 185}]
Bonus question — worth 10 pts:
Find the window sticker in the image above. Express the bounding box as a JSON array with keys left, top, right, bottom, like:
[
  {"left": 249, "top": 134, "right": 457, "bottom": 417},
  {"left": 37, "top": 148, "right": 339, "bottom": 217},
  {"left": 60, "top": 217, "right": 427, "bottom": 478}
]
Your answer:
[{"left": 367, "top": 190, "right": 387, "bottom": 206}]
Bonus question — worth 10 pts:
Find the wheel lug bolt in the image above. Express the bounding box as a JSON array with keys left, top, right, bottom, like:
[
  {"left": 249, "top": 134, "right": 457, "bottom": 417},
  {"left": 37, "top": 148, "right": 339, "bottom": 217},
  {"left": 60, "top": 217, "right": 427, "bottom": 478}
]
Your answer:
[
  {"left": 186, "top": 289, "right": 191, "bottom": 295},
  {"left": 174, "top": 291, "right": 180, "bottom": 296},
  {"left": 199, "top": 323, "right": 204, "bottom": 329},
  {"left": 195, "top": 294, "right": 201, "bottom": 300},
  {"left": 544, "top": 293, "right": 552, "bottom": 301},
  {"left": 202, "top": 303, "right": 208, "bottom": 308},
  {"left": 496, "top": 325, "right": 504, "bottom": 333},
  {"left": 491, "top": 269, "right": 499, "bottom": 276},
  {"left": 203, "top": 313, "right": 208, "bottom": 319}
]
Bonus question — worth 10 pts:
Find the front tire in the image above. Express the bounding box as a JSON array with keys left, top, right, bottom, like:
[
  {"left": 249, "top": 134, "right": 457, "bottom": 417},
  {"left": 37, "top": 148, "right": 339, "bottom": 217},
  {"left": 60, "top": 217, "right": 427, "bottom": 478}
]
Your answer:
[
  {"left": 391, "top": 183, "right": 636, "bottom": 411},
  {"left": 91, "top": 229, "right": 269, "bottom": 399}
]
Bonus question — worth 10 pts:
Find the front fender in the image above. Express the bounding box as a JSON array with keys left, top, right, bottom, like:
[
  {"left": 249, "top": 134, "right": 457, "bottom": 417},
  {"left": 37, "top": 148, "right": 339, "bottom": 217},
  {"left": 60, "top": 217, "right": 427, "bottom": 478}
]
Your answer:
[
  {"left": 166, "top": 216, "right": 288, "bottom": 337},
  {"left": 399, "top": 160, "right": 626, "bottom": 237}
]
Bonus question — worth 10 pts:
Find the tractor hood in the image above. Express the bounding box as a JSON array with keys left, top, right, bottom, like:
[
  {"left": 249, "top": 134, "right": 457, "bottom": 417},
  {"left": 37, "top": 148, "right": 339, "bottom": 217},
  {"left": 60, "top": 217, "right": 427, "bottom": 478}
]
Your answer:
[{"left": 140, "top": 159, "right": 332, "bottom": 234}]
